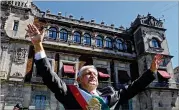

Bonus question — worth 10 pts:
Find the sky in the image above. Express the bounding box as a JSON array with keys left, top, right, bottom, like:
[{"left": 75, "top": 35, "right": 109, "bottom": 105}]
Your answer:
[{"left": 33, "top": 1, "right": 178, "bottom": 68}]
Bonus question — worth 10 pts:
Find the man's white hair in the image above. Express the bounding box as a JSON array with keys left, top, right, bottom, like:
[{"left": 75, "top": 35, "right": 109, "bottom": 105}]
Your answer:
[{"left": 77, "top": 65, "right": 98, "bottom": 77}]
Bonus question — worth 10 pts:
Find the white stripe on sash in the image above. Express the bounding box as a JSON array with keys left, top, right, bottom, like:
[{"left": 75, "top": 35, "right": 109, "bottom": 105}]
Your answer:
[
  {"left": 77, "top": 88, "right": 93, "bottom": 103},
  {"left": 77, "top": 88, "right": 107, "bottom": 104}
]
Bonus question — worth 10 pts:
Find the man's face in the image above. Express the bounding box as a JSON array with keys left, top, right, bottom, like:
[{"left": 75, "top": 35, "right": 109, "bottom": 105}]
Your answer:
[{"left": 79, "top": 67, "right": 98, "bottom": 91}]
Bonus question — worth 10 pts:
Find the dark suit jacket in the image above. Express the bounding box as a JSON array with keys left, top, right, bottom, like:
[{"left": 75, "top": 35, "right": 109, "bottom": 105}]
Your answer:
[{"left": 35, "top": 57, "right": 155, "bottom": 110}]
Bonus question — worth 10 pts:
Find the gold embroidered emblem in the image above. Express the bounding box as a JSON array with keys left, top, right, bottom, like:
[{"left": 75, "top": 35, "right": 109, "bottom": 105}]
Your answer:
[{"left": 87, "top": 97, "right": 101, "bottom": 110}]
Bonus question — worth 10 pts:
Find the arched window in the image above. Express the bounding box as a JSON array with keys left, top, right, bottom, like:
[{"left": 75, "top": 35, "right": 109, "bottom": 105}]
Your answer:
[
  {"left": 60, "top": 29, "right": 68, "bottom": 41},
  {"left": 116, "top": 39, "right": 123, "bottom": 50},
  {"left": 105, "top": 37, "right": 112, "bottom": 48},
  {"left": 49, "top": 27, "right": 57, "bottom": 39},
  {"left": 96, "top": 35, "right": 103, "bottom": 47},
  {"left": 127, "top": 41, "right": 132, "bottom": 53},
  {"left": 123, "top": 42, "right": 127, "bottom": 52},
  {"left": 152, "top": 38, "right": 160, "bottom": 48},
  {"left": 73, "top": 31, "right": 81, "bottom": 43},
  {"left": 84, "top": 33, "right": 91, "bottom": 45}
]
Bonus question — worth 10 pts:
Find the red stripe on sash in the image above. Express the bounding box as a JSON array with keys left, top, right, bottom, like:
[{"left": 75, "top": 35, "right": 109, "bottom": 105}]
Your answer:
[{"left": 68, "top": 85, "right": 88, "bottom": 110}]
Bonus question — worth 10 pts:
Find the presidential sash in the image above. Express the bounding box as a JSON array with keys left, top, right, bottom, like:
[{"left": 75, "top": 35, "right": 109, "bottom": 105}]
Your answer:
[{"left": 69, "top": 85, "right": 110, "bottom": 110}]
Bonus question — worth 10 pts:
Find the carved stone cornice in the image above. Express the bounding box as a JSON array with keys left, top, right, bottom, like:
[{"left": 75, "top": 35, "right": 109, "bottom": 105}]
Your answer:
[
  {"left": 131, "top": 14, "right": 166, "bottom": 31},
  {"left": 12, "top": 72, "right": 23, "bottom": 77},
  {"left": 142, "top": 28, "right": 165, "bottom": 40}
]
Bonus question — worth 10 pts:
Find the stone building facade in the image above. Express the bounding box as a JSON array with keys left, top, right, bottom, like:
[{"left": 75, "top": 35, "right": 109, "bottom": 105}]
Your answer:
[
  {"left": 174, "top": 66, "right": 179, "bottom": 83},
  {"left": 0, "top": 1, "right": 179, "bottom": 110},
  {"left": 174, "top": 66, "right": 179, "bottom": 88}
]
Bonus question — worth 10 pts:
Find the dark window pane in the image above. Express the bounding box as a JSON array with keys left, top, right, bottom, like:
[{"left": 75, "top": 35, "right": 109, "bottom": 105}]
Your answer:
[
  {"left": 116, "top": 39, "right": 123, "bottom": 50},
  {"left": 96, "top": 36, "right": 103, "bottom": 47},
  {"left": 127, "top": 41, "right": 132, "bottom": 53},
  {"left": 84, "top": 34, "right": 91, "bottom": 45},
  {"left": 49, "top": 27, "right": 57, "bottom": 39},
  {"left": 60, "top": 29, "right": 68, "bottom": 41},
  {"left": 73, "top": 32, "right": 81, "bottom": 43},
  {"left": 123, "top": 42, "right": 127, "bottom": 51},
  {"left": 106, "top": 38, "right": 112, "bottom": 48},
  {"left": 13, "top": 21, "right": 19, "bottom": 31},
  {"left": 35, "top": 95, "right": 46, "bottom": 110},
  {"left": 152, "top": 39, "right": 160, "bottom": 48}
]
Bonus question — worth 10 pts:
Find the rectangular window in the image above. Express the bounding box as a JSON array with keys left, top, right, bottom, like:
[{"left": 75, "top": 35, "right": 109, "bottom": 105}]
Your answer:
[
  {"left": 13, "top": 21, "right": 19, "bottom": 31},
  {"left": 85, "top": 37, "right": 91, "bottom": 45},
  {"left": 118, "top": 70, "right": 131, "bottom": 84},
  {"left": 96, "top": 39, "right": 103, "bottom": 47},
  {"left": 121, "top": 99, "right": 133, "bottom": 110},
  {"left": 35, "top": 95, "right": 46, "bottom": 110},
  {"left": 62, "top": 63, "right": 75, "bottom": 78},
  {"left": 159, "top": 58, "right": 169, "bottom": 67},
  {"left": 121, "top": 101, "right": 129, "bottom": 110},
  {"left": 156, "top": 69, "right": 170, "bottom": 87},
  {"left": 97, "top": 67, "right": 110, "bottom": 81}
]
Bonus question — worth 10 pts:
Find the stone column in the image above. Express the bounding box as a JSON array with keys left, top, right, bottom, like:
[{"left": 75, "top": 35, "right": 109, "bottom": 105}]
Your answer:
[
  {"left": 0, "top": 44, "right": 9, "bottom": 79},
  {"left": 74, "top": 58, "right": 79, "bottom": 85}
]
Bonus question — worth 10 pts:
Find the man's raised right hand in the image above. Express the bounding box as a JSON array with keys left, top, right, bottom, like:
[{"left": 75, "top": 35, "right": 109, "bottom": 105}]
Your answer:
[{"left": 26, "top": 24, "right": 45, "bottom": 52}]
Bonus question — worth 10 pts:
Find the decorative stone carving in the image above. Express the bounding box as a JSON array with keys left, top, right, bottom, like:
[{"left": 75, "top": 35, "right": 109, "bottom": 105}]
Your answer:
[
  {"left": 91, "top": 37, "right": 96, "bottom": 48},
  {"left": 12, "top": 72, "right": 23, "bottom": 77},
  {"left": 20, "top": 14, "right": 29, "bottom": 20},
  {"left": 132, "top": 14, "right": 164, "bottom": 29},
  {"left": 0, "top": 71, "right": 6, "bottom": 77},
  {"left": 143, "top": 57, "right": 148, "bottom": 71},
  {"left": 11, "top": 8, "right": 26, "bottom": 15},
  {"left": 4, "top": 10, "right": 10, "bottom": 16},
  {"left": 13, "top": 48, "right": 27, "bottom": 64},
  {"left": 5, "top": 84, "right": 24, "bottom": 105},
  {"left": 1, "top": 45, "right": 8, "bottom": 51},
  {"left": 1, "top": 16, "right": 8, "bottom": 21},
  {"left": 148, "top": 31, "right": 164, "bottom": 40},
  {"left": 142, "top": 30, "right": 147, "bottom": 36},
  {"left": 143, "top": 14, "right": 163, "bottom": 28}
]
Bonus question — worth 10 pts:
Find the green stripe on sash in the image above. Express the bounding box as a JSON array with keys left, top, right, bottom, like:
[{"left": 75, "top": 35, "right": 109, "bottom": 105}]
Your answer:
[{"left": 92, "top": 96, "right": 110, "bottom": 110}]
